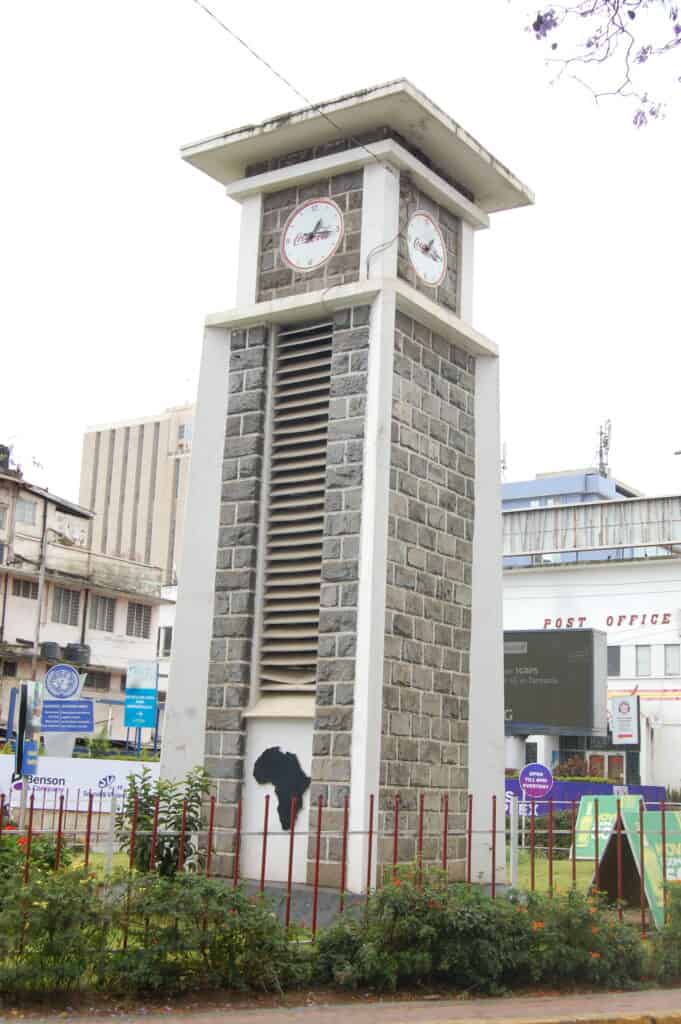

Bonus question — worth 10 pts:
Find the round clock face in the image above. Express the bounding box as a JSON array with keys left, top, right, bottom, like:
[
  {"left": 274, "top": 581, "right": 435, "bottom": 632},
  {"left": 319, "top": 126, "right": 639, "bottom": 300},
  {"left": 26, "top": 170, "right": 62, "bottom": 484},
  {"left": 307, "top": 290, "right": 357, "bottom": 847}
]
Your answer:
[
  {"left": 407, "top": 211, "right": 447, "bottom": 287},
  {"left": 281, "top": 198, "right": 344, "bottom": 272}
]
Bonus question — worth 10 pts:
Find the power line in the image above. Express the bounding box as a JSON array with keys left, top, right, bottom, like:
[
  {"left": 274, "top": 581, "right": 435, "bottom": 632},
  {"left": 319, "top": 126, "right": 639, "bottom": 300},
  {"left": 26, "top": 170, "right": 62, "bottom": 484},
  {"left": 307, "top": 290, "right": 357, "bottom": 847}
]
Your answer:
[{"left": 189, "top": 0, "right": 395, "bottom": 175}]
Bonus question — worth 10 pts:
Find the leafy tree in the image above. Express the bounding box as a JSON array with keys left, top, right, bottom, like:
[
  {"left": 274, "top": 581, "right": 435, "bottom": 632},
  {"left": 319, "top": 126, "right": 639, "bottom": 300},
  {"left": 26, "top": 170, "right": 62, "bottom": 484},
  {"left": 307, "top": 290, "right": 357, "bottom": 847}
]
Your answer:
[{"left": 528, "top": 1, "right": 681, "bottom": 124}]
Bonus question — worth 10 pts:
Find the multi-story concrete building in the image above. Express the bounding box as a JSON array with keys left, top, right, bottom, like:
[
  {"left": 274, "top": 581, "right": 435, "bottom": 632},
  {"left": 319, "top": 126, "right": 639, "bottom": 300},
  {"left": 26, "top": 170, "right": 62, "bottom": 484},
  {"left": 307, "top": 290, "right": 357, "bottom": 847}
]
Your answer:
[
  {"left": 502, "top": 470, "right": 681, "bottom": 789},
  {"left": 79, "top": 404, "right": 194, "bottom": 586},
  {"left": 0, "top": 449, "right": 167, "bottom": 741}
]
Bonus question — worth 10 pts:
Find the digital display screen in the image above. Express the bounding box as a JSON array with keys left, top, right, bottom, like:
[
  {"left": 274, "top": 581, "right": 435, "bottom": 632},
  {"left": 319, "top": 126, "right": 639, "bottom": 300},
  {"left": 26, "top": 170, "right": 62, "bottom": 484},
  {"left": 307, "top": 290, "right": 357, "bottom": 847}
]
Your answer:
[{"left": 504, "top": 629, "right": 606, "bottom": 737}]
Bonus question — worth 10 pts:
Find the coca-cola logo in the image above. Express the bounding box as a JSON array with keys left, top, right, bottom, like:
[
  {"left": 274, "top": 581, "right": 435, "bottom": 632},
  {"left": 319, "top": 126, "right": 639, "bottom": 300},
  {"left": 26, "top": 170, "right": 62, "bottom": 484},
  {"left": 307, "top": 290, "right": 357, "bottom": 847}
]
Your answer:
[
  {"left": 413, "top": 238, "right": 442, "bottom": 261},
  {"left": 293, "top": 227, "right": 337, "bottom": 246}
]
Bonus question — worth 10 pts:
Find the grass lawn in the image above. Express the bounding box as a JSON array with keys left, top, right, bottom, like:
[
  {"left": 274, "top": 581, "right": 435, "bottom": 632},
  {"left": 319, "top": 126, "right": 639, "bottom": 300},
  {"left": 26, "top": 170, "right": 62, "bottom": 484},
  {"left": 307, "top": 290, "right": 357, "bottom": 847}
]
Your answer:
[{"left": 509, "top": 849, "right": 595, "bottom": 893}]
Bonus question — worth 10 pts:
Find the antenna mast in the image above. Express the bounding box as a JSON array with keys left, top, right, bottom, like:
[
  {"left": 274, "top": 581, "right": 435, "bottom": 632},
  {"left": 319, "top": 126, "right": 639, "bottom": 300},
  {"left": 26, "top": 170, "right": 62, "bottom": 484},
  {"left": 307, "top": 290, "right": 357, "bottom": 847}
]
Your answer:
[{"left": 598, "top": 420, "right": 612, "bottom": 477}]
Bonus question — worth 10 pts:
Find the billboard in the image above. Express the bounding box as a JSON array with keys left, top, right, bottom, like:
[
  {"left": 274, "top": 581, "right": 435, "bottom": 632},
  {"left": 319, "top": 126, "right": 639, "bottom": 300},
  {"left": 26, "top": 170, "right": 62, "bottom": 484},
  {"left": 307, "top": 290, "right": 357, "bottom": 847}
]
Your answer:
[{"left": 504, "top": 629, "right": 607, "bottom": 737}]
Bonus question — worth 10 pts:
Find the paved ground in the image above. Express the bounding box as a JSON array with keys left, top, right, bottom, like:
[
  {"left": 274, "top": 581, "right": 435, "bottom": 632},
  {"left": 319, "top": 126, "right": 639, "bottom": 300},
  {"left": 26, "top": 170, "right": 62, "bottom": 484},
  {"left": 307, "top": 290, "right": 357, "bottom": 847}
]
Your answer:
[{"left": 5, "top": 987, "right": 681, "bottom": 1024}]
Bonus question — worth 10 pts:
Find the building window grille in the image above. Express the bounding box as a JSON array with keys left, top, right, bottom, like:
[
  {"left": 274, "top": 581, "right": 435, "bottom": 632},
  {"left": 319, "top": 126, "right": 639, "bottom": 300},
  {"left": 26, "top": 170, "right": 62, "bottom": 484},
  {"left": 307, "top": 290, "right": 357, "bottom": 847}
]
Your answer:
[
  {"left": 16, "top": 499, "right": 37, "bottom": 525},
  {"left": 12, "top": 578, "right": 39, "bottom": 600},
  {"left": 157, "top": 626, "right": 173, "bottom": 657},
  {"left": 635, "top": 644, "right": 651, "bottom": 677},
  {"left": 90, "top": 595, "right": 115, "bottom": 632},
  {"left": 85, "top": 671, "right": 111, "bottom": 692},
  {"left": 127, "top": 601, "right": 151, "bottom": 639},
  {"left": 2, "top": 661, "right": 17, "bottom": 678},
  {"left": 607, "top": 645, "right": 621, "bottom": 677},
  {"left": 52, "top": 586, "right": 81, "bottom": 626},
  {"left": 665, "top": 644, "right": 680, "bottom": 676},
  {"left": 258, "top": 321, "right": 332, "bottom": 689}
]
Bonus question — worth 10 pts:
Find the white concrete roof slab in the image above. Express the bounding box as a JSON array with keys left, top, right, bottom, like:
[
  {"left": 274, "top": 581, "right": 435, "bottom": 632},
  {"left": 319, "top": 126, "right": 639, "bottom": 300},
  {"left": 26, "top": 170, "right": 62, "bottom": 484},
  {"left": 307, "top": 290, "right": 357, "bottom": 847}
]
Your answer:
[{"left": 181, "top": 79, "right": 534, "bottom": 214}]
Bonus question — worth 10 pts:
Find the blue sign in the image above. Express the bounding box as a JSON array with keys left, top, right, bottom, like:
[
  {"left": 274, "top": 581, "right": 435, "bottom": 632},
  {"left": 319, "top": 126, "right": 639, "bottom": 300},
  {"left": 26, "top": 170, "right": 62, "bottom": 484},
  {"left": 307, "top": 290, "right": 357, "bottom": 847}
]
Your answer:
[
  {"left": 124, "top": 660, "right": 158, "bottom": 729},
  {"left": 41, "top": 699, "right": 94, "bottom": 733},
  {"left": 21, "top": 740, "right": 38, "bottom": 776},
  {"left": 519, "top": 762, "right": 554, "bottom": 800},
  {"left": 124, "top": 690, "right": 157, "bottom": 729},
  {"left": 505, "top": 778, "right": 666, "bottom": 817},
  {"left": 44, "top": 664, "right": 80, "bottom": 699}
]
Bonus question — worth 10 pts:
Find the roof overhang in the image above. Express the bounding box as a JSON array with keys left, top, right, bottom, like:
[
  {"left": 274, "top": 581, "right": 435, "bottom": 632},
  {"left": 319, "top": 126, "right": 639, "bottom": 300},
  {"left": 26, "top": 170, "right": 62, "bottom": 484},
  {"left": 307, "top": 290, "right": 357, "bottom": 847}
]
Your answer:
[{"left": 181, "top": 79, "right": 534, "bottom": 214}]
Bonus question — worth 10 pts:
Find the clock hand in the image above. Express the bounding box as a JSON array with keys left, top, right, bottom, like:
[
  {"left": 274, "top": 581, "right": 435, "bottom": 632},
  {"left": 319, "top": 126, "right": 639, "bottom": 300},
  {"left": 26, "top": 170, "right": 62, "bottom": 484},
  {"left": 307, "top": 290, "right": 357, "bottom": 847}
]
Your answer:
[{"left": 304, "top": 218, "right": 324, "bottom": 242}]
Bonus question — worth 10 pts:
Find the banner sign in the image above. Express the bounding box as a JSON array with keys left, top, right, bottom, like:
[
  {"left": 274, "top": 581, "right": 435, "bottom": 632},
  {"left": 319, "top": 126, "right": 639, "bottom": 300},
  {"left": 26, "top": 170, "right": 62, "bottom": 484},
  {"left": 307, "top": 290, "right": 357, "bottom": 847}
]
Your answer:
[
  {"left": 610, "top": 695, "right": 640, "bottom": 746},
  {"left": 505, "top": 779, "right": 665, "bottom": 819},
  {"left": 124, "top": 661, "right": 158, "bottom": 729},
  {"left": 0, "top": 754, "right": 160, "bottom": 812},
  {"left": 573, "top": 795, "right": 641, "bottom": 860},
  {"left": 41, "top": 699, "right": 94, "bottom": 734},
  {"left": 598, "top": 807, "right": 681, "bottom": 930}
]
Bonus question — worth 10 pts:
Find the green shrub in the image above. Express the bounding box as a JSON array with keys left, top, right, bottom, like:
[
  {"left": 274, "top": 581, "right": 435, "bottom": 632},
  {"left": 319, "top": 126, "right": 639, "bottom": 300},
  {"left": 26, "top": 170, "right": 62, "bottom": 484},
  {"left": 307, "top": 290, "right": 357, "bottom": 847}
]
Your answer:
[
  {"left": 99, "top": 873, "right": 313, "bottom": 995},
  {"left": 0, "top": 869, "right": 104, "bottom": 993},
  {"left": 523, "top": 889, "right": 644, "bottom": 988},
  {"left": 654, "top": 884, "right": 681, "bottom": 981},
  {"left": 316, "top": 869, "right": 644, "bottom": 994},
  {"left": 0, "top": 832, "right": 73, "bottom": 879},
  {"left": 316, "top": 869, "right": 532, "bottom": 993}
]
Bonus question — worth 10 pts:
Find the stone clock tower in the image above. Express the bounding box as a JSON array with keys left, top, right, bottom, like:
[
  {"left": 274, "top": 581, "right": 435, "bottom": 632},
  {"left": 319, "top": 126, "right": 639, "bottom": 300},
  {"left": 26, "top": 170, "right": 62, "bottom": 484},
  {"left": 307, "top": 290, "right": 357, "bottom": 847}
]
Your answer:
[{"left": 162, "top": 80, "right": 533, "bottom": 890}]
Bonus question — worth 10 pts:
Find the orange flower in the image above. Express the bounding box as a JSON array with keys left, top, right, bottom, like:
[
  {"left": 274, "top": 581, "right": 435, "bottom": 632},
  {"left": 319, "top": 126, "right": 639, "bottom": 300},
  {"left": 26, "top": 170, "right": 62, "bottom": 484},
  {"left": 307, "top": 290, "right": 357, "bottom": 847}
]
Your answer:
[
  {"left": 531, "top": 921, "right": 545, "bottom": 931},
  {"left": 590, "top": 951, "right": 601, "bottom": 959},
  {"left": 591, "top": 925, "right": 599, "bottom": 934},
  {"left": 589, "top": 907, "right": 597, "bottom": 914},
  {"left": 393, "top": 878, "right": 401, "bottom": 887}
]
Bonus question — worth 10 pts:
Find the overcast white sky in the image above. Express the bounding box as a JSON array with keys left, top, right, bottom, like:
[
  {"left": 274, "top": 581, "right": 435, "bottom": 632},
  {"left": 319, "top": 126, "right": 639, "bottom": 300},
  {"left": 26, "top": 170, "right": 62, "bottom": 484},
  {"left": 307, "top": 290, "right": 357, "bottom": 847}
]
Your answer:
[{"left": 1, "top": 1, "right": 680, "bottom": 502}]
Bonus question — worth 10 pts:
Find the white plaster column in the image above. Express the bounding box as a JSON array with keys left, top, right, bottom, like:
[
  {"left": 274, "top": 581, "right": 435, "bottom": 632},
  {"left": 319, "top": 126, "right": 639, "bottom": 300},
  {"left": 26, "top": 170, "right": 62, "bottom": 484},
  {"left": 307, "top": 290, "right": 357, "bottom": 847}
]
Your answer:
[
  {"left": 360, "top": 162, "right": 400, "bottom": 281},
  {"left": 469, "top": 353, "right": 505, "bottom": 884},
  {"left": 161, "top": 326, "right": 230, "bottom": 780},
  {"left": 235, "top": 194, "right": 263, "bottom": 306},
  {"left": 348, "top": 286, "right": 396, "bottom": 892}
]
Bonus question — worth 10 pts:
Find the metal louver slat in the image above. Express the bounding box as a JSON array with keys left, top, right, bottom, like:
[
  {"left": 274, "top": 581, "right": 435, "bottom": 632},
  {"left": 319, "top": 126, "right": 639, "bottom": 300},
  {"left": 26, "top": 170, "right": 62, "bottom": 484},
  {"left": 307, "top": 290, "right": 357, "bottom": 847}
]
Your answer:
[{"left": 258, "top": 321, "right": 332, "bottom": 690}]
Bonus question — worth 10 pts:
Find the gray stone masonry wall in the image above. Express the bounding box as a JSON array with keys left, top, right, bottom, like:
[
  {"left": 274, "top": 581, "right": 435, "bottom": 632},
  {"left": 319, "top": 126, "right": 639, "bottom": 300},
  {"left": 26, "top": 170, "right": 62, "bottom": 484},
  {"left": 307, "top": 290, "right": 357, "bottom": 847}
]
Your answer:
[
  {"left": 204, "top": 324, "right": 268, "bottom": 877},
  {"left": 258, "top": 175, "right": 363, "bottom": 303},
  {"left": 307, "top": 304, "right": 370, "bottom": 888},
  {"left": 398, "top": 175, "right": 461, "bottom": 317},
  {"left": 379, "top": 311, "right": 475, "bottom": 880},
  {"left": 245, "top": 129, "right": 475, "bottom": 203}
]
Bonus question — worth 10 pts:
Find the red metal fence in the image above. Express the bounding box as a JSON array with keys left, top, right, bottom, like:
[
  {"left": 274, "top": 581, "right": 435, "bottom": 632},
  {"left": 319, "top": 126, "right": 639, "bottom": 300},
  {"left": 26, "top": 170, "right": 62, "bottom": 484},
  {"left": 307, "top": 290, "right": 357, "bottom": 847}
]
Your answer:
[{"left": 1, "top": 789, "right": 676, "bottom": 937}]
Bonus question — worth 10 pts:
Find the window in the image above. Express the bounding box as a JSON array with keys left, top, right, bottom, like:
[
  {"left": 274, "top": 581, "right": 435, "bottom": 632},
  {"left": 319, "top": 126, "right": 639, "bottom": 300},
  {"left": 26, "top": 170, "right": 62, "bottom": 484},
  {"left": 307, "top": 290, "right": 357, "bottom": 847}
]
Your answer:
[
  {"left": 90, "top": 595, "right": 115, "bottom": 632},
  {"left": 178, "top": 422, "right": 193, "bottom": 442},
  {"left": 52, "top": 586, "right": 80, "bottom": 626},
  {"left": 665, "top": 644, "right": 681, "bottom": 676},
  {"left": 607, "top": 645, "right": 621, "bottom": 677},
  {"left": 126, "top": 602, "right": 151, "bottom": 638},
  {"left": 120, "top": 674, "right": 127, "bottom": 692},
  {"left": 1, "top": 661, "right": 17, "bottom": 678},
  {"left": 157, "top": 626, "right": 173, "bottom": 658},
  {"left": 0, "top": 506, "right": 7, "bottom": 530},
  {"left": 16, "top": 498, "right": 37, "bottom": 525},
  {"left": 84, "top": 671, "right": 110, "bottom": 692},
  {"left": 635, "top": 645, "right": 651, "bottom": 677},
  {"left": 12, "top": 578, "right": 38, "bottom": 600}
]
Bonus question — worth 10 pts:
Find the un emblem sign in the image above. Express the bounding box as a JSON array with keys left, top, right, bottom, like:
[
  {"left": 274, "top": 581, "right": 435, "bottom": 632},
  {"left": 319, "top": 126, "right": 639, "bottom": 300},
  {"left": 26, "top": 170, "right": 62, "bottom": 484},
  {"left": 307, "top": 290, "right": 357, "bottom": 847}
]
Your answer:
[{"left": 44, "top": 664, "right": 80, "bottom": 700}]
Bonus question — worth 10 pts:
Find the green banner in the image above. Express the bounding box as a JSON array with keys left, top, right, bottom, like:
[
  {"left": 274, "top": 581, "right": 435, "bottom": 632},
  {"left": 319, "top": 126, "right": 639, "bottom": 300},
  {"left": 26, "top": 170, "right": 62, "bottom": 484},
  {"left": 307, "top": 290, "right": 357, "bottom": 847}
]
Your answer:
[
  {"left": 619, "top": 807, "right": 681, "bottom": 930},
  {"left": 574, "top": 795, "right": 641, "bottom": 861}
]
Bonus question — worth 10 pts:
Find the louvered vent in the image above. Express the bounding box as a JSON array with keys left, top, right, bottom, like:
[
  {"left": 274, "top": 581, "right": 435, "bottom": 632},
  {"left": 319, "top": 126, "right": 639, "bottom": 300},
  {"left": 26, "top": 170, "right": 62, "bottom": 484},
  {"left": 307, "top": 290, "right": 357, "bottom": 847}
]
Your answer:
[{"left": 259, "top": 321, "right": 333, "bottom": 688}]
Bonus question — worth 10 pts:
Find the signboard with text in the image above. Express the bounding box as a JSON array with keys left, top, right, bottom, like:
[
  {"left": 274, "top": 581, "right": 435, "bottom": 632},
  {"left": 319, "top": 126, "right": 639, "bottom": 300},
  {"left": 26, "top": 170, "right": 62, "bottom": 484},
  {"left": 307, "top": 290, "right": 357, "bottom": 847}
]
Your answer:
[
  {"left": 610, "top": 695, "right": 640, "bottom": 747},
  {"left": 124, "top": 661, "right": 158, "bottom": 729}
]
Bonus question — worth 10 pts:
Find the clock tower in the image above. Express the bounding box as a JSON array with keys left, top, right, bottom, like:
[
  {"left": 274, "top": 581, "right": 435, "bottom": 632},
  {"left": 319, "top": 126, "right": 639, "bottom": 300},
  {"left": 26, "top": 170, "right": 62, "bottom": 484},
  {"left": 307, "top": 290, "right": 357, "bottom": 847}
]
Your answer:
[{"left": 162, "top": 80, "right": 533, "bottom": 890}]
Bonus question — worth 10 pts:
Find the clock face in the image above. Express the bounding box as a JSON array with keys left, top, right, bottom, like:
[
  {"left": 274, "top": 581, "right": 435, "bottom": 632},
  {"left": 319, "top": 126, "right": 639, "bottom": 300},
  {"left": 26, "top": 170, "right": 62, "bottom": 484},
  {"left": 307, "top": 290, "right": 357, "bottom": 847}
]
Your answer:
[
  {"left": 407, "top": 211, "right": 447, "bottom": 287},
  {"left": 280, "top": 198, "right": 344, "bottom": 272}
]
